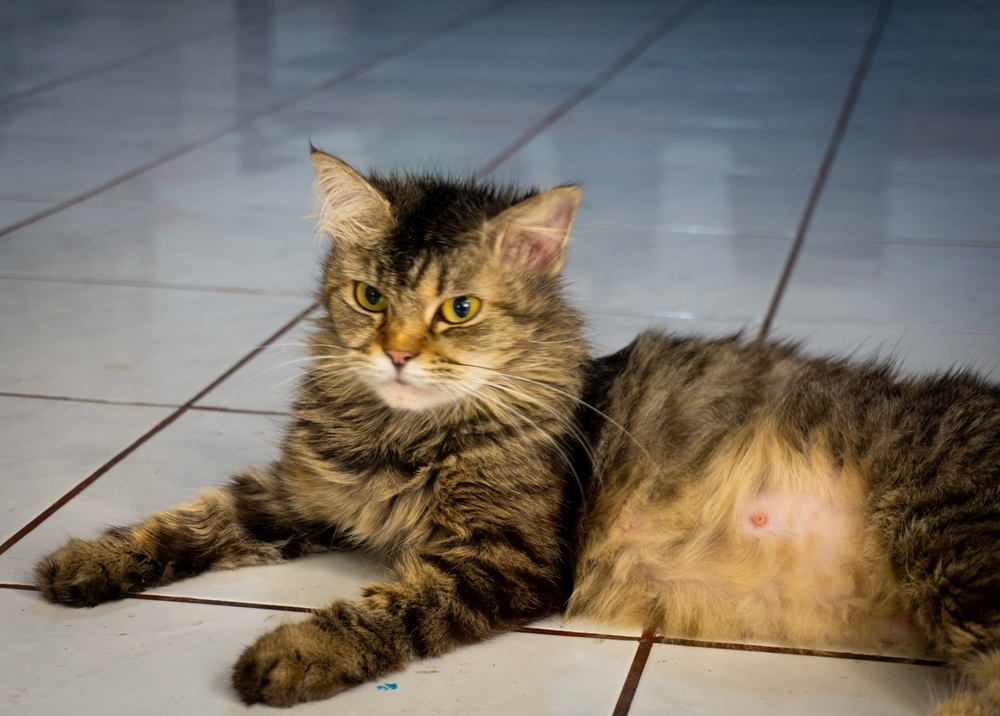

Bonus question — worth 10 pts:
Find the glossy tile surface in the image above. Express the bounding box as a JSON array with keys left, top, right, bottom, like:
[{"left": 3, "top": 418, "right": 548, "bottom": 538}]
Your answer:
[
  {"left": 0, "top": 396, "right": 172, "bottom": 544},
  {"left": 0, "top": 589, "right": 637, "bottom": 715},
  {"left": 1, "top": 0, "right": 993, "bottom": 714},
  {"left": 631, "top": 642, "right": 950, "bottom": 716},
  {"left": 0, "top": 278, "right": 312, "bottom": 402}
]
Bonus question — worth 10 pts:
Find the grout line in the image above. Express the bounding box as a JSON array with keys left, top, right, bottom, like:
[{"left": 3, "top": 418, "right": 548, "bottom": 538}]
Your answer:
[
  {"left": 128, "top": 592, "right": 312, "bottom": 613},
  {"left": 472, "top": 0, "right": 710, "bottom": 181},
  {"left": 516, "top": 626, "right": 643, "bottom": 642},
  {"left": 611, "top": 630, "right": 655, "bottom": 716},
  {"left": 0, "top": 272, "right": 308, "bottom": 296},
  {"left": 766, "top": 317, "right": 1000, "bottom": 337},
  {"left": 0, "top": 391, "right": 292, "bottom": 417},
  {"left": 0, "top": 0, "right": 520, "bottom": 241},
  {"left": 808, "top": 236, "right": 1000, "bottom": 249},
  {"left": 190, "top": 405, "right": 292, "bottom": 417},
  {"left": 649, "top": 634, "right": 944, "bottom": 667},
  {"left": 0, "top": 581, "right": 947, "bottom": 667},
  {"left": 0, "top": 301, "right": 318, "bottom": 558},
  {"left": 757, "top": 0, "right": 895, "bottom": 340},
  {"left": 0, "top": 391, "right": 181, "bottom": 409},
  {"left": 0, "top": 0, "right": 320, "bottom": 108}
]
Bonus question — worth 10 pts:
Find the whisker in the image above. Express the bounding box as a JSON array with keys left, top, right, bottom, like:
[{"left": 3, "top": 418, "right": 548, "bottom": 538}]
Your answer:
[
  {"left": 452, "top": 360, "right": 652, "bottom": 464},
  {"left": 487, "top": 379, "right": 595, "bottom": 471},
  {"left": 464, "top": 374, "right": 591, "bottom": 496}
]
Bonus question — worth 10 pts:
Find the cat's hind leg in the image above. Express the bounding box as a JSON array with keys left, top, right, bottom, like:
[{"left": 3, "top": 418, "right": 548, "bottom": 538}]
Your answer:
[
  {"left": 931, "top": 650, "right": 1000, "bottom": 716},
  {"left": 891, "top": 488, "right": 1000, "bottom": 714},
  {"left": 35, "top": 467, "right": 328, "bottom": 607}
]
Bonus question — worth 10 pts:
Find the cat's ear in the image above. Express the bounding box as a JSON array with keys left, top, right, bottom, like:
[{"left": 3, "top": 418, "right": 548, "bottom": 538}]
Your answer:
[
  {"left": 311, "top": 148, "right": 392, "bottom": 245},
  {"left": 486, "top": 186, "right": 582, "bottom": 276}
]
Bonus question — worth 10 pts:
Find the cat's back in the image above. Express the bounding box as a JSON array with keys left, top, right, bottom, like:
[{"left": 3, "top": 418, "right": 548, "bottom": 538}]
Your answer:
[{"left": 582, "top": 330, "right": 867, "bottom": 466}]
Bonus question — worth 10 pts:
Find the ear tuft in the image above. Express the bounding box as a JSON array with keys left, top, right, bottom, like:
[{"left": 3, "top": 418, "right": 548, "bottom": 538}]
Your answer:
[
  {"left": 310, "top": 149, "right": 392, "bottom": 245},
  {"left": 487, "top": 186, "right": 581, "bottom": 276}
]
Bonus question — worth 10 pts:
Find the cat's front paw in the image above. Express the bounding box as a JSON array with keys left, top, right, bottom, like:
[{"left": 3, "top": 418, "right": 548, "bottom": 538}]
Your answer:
[
  {"left": 232, "top": 618, "right": 364, "bottom": 707},
  {"left": 34, "top": 535, "right": 157, "bottom": 607}
]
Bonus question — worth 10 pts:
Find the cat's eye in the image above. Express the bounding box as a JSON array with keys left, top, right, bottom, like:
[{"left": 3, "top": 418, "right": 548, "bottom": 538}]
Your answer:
[
  {"left": 355, "top": 282, "right": 387, "bottom": 312},
  {"left": 440, "top": 296, "right": 481, "bottom": 324}
]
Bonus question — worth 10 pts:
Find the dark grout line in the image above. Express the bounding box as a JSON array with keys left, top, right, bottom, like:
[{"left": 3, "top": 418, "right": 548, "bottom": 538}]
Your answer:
[
  {"left": 0, "top": 391, "right": 293, "bottom": 417},
  {"left": 0, "top": 0, "right": 520, "bottom": 241},
  {"left": 808, "top": 236, "right": 1000, "bottom": 249},
  {"left": 757, "top": 0, "right": 895, "bottom": 340},
  {"left": 650, "top": 634, "right": 944, "bottom": 667},
  {"left": 765, "top": 318, "right": 1000, "bottom": 337},
  {"left": 0, "top": 272, "right": 308, "bottom": 296},
  {"left": 0, "top": 21, "right": 238, "bottom": 108},
  {"left": 0, "top": 301, "right": 317, "bottom": 558},
  {"left": 0, "top": 0, "right": 319, "bottom": 108},
  {"left": 190, "top": 405, "right": 292, "bottom": 418},
  {"left": 0, "top": 582, "right": 313, "bottom": 612},
  {"left": 473, "top": 0, "right": 711, "bottom": 181},
  {"left": 128, "top": 592, "right": 313, "bottom": 613},
  {"left": 516, "top": 626, "right": 642, "bottom": 642},
  {"left": 0, "top": 391, "right": 180, "bottom": 409},
  {"left": 611, "top": 631, "right": 655, "bottom": 716},
  {"left": 0, "top": 583, "right": 38, "bottom": 591},
  {"left": 0, "top": 580, "right": 948, "bottom": 668}
]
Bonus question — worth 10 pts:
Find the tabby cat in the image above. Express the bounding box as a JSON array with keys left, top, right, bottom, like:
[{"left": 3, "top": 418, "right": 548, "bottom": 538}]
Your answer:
[{"left": 35, "top": 150, "right": 1000, "bottom": 714}]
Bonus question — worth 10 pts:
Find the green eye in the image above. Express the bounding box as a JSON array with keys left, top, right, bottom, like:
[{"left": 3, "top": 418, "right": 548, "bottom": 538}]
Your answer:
[
  {"left": 440, "top": 295, "right": 481, "bottom": 324},
  {"left": 355, "top": 282, "right": 387, "bottom": 312}
]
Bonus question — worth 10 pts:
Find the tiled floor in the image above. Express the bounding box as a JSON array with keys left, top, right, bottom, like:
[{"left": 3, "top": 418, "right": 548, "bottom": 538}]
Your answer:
[{"left": 1, "top": 0, "right": 995, "bottom": 713}]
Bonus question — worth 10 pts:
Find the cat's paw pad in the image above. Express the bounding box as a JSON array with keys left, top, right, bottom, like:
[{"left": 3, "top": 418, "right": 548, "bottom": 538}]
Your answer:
[
  {"left": 232, "top": 620, "right": 357, "bottom": 706},
  {"left": 35, "top": 536, "right": 157, "bottom": 607},
  {"left": 35, "top": 538, "right": 125, "bottom": 607}
]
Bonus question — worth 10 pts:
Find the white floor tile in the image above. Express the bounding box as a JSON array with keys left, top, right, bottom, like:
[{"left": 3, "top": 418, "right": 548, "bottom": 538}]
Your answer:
[
  {"left": 585, "top": 313, "right": 760, "bottom": 357},
  {"left": 0, "top": 201, "right": 323, "bottom": 292},
  {"left": 195, "top": 320, "right": 313, "bottom": 413},
  {"left": 564, "top": 232, "right": 789, "bottom": 321},
  {"left": 0, "top": 588, "right": 636, "bottom": 715},
  {"left": 0, "top": 278, "right": 312, "bottom": 403},
  {"left": 631, "top": 642, "right": 950, "bottom": 716},
  {"left": 769, "top": 321, "right": 1000, "bottom": 378},
  {"left": 0, "top": 396, "right": 172, "bottom": 545},
  {"left": 0, "top": 409, "right": 387, "bottom": 610},
  {"left": 809, "top": 176, "right": 1000, "bottom": 245},
  {"left": 775, "top": 242, "right": 1000, "bottom": 332},
  {"left": 0, "top": 1, "right": 235, "bottom": 96},
  {"left": 0, "top": 197, "right": 57, "bottom": 226}
]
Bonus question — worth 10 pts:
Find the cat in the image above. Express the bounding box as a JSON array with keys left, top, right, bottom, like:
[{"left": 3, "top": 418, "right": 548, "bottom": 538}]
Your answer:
[{"left": 35, "top": 149, "right": 1000, "bottom": 714}]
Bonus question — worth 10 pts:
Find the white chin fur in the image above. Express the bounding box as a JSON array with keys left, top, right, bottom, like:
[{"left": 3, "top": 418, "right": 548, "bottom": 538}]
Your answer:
[
  {"left": 375, "top": 380, "right": 449, "bottom": 411},
  {"left": 366, "top": 359, "right": 468, "bottom": 411}
]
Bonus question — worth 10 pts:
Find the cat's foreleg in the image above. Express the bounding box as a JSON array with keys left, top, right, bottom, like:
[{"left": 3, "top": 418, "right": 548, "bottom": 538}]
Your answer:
[
  {"left": 231, "top": 540, "right": 564, "bottom": 706},
  {"left": 35, "top": 467, "right": 314, "bottom": 607}
]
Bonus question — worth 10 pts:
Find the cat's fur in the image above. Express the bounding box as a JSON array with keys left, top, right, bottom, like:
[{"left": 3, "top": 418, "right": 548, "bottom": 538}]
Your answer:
[{"left": 35, "top": 150, "right": 1000, "bottom": 714}]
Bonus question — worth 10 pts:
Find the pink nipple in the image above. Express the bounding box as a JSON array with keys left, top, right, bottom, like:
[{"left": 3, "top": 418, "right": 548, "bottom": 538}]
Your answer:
[{"left": 750, "top": 511, "right": 769, "bottom": 528}]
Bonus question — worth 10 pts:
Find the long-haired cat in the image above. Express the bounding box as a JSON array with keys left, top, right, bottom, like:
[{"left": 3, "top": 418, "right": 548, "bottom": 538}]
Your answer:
[{"left": 35, "top": 149, "right": 1000, "bottom": 714}]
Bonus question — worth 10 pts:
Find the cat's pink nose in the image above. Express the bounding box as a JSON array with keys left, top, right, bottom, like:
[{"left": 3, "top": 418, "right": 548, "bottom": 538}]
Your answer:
[{"left": 385, "top": 349, "right": 415, "bottom": 367}]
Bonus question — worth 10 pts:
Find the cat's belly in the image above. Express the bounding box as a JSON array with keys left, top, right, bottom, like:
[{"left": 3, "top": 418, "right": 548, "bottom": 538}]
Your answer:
[{"left": 570, "top": 427, "right": 921, "bottom": 650}]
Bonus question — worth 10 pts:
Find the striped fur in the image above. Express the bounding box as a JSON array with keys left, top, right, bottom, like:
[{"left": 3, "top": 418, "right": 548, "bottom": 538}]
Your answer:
[{"left": 36, "top": 154, "right": 1000, "bottom": 712}]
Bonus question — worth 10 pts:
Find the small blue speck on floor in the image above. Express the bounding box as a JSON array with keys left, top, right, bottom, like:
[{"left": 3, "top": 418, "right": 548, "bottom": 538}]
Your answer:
[{"left": 376, "top": 683, "right": 397, "bottom": 691}]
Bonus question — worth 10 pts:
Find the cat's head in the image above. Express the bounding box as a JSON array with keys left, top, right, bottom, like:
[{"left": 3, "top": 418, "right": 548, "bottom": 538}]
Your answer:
[{"left": 309, "top": 149, "right": 587, "bottom": 414}]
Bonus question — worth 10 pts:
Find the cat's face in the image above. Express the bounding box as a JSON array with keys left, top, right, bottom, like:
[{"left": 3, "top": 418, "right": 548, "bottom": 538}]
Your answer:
[{"left": 310, "top": 150, "right": 585, "bottom": 413}]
